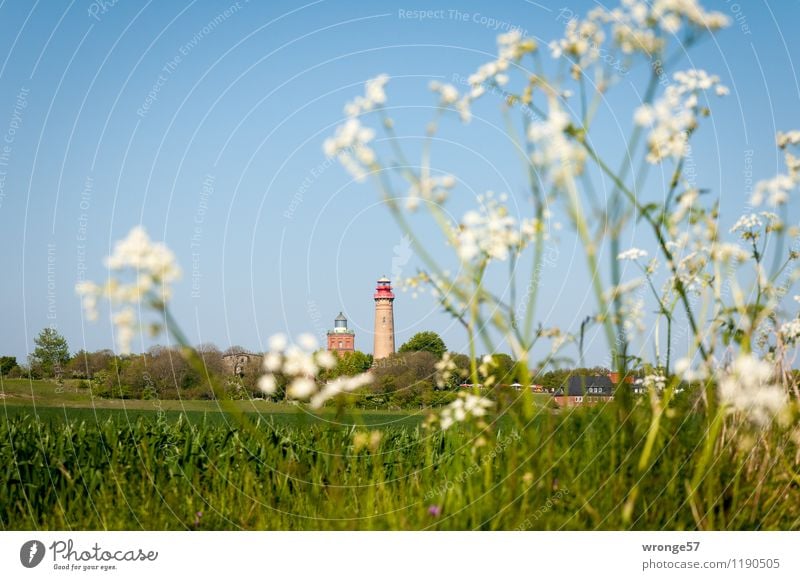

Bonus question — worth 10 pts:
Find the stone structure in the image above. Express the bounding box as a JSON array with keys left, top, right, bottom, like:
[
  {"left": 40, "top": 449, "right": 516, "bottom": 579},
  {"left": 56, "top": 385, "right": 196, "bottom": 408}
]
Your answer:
[
  {"left": 372, "top": 276, "right": 396, "bottom": 360},
  {"left": 222, "top": 351, "right": 261, "bottom": 377},
  {"left": 327, "top": 311, "right": 355, "bottom": 355}
]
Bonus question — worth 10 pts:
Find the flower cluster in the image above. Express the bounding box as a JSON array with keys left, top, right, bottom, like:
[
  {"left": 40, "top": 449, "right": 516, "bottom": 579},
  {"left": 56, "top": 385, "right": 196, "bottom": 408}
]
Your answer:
[
  {"left": 428, "top": 80, "right": 471, "bottom": 123},
  {"left": 618, "top": 247, "right": 648, "bottom": 261},
  {"left": 730, "top": 212, "right": 782, "bottom": 241},
  {"left": 634, "top": 69, "right": 728, "bottom": 163},
  {"left": 323, "top": 75, "right": 392, "bottom": 182},
  {"left": 751, "top": 130, "right": 800, "bottom": 207},
  {"left": 779, "top": 318, "right": 800, "bottom": 347},
  {"left": 636, "top": 373, "right": 667, "bottom": 391},
  {"left": 549, "top": 17, "right": 605, "bottom": 69},
  {"left": 591, "top": 0, "right": 728, "bottom": 56},
  {"left": 460, "top": 29, "right": 537, "bottom": 122},
  {"left": 405, "top": 174, "right": 456, "bottom": 211},
  {"left": 428, "top": 80, "right": 459, "bottom": 106},
  {"left": 717, "top": 353, "right": 787, "bottom": 427},
  {"left": 322, "top": 118, "right": 377, "bottom": 182},
  {"left": 434, "top": 352, "right": 465, "bottom": 389},
  {"left": 343, "top": 74, "right": 389, "bottom": 117},
  {"left": 75, "top": 226, "right": 181, "bottom": 355},
  {"left": 589, "top": 3, "right": 662, "bottom": 56},
  {"left": 259, "top": 333, "right": 372, "bottom": 409},
  {"left": 434, "top": 392, "right": 494, "bottom": 430},
  {"left": 527, "top": 98, "right": 585, "bottom": 186},
  {"left": 451, "top": 192, "right": 535, "bottom": 263}
]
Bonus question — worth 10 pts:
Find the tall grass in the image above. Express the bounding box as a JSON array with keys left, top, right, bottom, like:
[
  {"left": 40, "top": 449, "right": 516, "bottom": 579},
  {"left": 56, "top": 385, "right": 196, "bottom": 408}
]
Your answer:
[{"left": 2, "top": 399, "right": 798, "bottom": 530}]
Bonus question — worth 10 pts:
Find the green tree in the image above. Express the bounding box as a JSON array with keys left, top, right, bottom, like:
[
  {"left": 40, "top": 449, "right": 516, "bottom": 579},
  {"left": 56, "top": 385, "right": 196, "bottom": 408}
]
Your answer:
[
  {"left": 30, "top": 328, "right": 70, "bottom": 378},
  {"left": 399, "top": 331, "right": 447, "bottom": 359},
  {"left": 323, "top": 350, "right": 373, "bottom": 380},
  {"left": 0, "top": 356, "right": 17, "bottom": 376}
]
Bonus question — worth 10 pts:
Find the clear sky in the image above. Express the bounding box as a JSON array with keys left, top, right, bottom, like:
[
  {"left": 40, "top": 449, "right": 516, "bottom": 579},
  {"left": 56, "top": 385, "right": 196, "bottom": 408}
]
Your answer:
[{"left": 0, "top": 0, "right": 798, "bottom": 366}]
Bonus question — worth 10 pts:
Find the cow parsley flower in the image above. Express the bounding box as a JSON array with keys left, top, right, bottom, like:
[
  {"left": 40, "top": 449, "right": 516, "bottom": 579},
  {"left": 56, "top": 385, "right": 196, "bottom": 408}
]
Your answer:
[
  {"left": 777, "top": 130, "right": 800, "bottom": 148},
  {"left": 717, "top": 353, "right": 787, "bottom": 426},
  {"left": 751, "top": 174, "right": 795, "bottom": 207},
  {"left": 527, "top": 99, "right": 585, "bottom": 185},
  {"left": 75, "top": 226, "right": 181, "bottom": 355},
  {"left": 436, "top": 393, "right": 494, "bottom": 430},
  {"left": 323, "top": 118, "right": 377, "bottom": 182},
  {"left": 405, "top": 174, "right": 456, "bottom": 211},
  {"left": 434, "top": 352, "right": 459, "bottom": 388},
  {"left": 637, "top": 374, "right": 667, "bottom": 391},
  {"left": 452, "top": 193, "right": 532, "bottom": 263},
  {"left": 429, "top": 81, "right": 459, "bottom": 106},
  {"left": 634, "top": 70, "right": 727, "bottom": 163},
  {"left": 258, "top": 333, "right": 371, "bottom": 408},
  {"left": 780, "top": 318, "right": 800, "bottom": 346},
  {"left": 343, "top": 74, "right": 389, "bottom": 117},
  {"left": 618, "top": 247, "right": 648, "bottom": 261},
  {"left": 675, "top": 357, "right": 710, "bottom": 382},
  {"left": 549, "top": 17, "right": 605, "bottom": 68}
]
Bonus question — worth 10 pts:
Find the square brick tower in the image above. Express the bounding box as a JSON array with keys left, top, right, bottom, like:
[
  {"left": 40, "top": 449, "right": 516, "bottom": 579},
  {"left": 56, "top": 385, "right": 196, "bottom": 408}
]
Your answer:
[
  {"left": 327, "top": 312, "right": 355, "bottom": 355},
  {"left": 373, "top": 276, "right": 395, "bottom": 360}
]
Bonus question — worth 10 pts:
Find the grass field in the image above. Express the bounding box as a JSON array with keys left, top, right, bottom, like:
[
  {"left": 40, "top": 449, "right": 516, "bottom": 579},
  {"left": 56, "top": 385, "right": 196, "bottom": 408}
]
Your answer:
[
  {"left": 0, "top": 378, "right": 431, "bottom": 427},
  {"left": 2, "top": 376, "right": 799, "bottom": 530}
]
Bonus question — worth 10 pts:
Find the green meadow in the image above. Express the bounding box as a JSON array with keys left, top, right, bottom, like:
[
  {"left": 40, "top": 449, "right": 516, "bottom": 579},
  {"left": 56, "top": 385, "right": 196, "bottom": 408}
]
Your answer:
[{"left": 2, "top": 378, "right": 798, "bottom": 530}]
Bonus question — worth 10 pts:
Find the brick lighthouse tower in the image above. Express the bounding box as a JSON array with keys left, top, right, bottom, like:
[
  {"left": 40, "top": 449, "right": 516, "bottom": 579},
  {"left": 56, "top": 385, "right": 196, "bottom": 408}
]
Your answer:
[
  {"left": 373, "top": 276, "right": 396, "bottom": 360},
  {"left": 327, "top": 312, "right": 355, "bottom": 355}
]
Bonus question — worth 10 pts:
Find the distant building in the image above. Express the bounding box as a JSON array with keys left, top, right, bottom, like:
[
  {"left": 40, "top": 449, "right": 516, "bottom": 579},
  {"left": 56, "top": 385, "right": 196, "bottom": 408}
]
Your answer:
[
  {"left": 222, "top": 351, "right": 262, "bottom": 377},
  {"left": 553, "top": 375, "right": 614, "bottom": 407},
  {"left": 327, "top": 311, "right": 355, "bottom": 355}
]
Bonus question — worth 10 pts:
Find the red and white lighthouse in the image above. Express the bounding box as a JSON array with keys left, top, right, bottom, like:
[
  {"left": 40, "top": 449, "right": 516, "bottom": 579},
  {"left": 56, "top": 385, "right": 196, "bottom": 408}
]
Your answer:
[{"left": 373, "top": 276, "right": 395, "bottom": 360}]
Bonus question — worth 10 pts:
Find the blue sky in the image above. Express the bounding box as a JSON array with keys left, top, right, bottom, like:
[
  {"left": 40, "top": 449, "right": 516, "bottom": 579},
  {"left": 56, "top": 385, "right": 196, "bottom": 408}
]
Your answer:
[{"left": 0, "top": 0, "right": 798, "bottom": 366}]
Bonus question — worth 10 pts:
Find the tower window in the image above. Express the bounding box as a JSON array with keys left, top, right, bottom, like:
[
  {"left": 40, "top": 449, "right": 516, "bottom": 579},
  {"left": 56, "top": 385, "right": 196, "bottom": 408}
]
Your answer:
[{"left": 382, "top": 316, "right": 386, "bottom": 323}]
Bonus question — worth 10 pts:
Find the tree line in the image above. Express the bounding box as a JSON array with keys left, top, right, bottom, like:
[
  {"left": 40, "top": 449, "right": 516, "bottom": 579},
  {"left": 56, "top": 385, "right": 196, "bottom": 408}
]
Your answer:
[{"left": 0, "top": 327, "right": 683, "bottom": 409}]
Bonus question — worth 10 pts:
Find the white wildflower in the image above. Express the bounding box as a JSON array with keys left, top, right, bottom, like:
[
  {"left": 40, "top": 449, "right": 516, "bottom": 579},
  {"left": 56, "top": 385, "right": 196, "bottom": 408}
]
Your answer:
[
  {"left": 258, "top": 374, "right": 277, "bottom": 395},
  {"left": 436, "top": 393, "right": 494, "bottom": 431},
  {"left": 75, "top": 226, "right": 181, "bottom": 355},
  {"left": 527, "top": 99, "right": 585, "bottom": 185},
  {"left": 262, "top": 352, "right": 282, "bottom": 372},
  {"left": 453, "top": 193, "right": 526, "bottom": 263},
  {"left": 434, "top": 352, "right": 458, "bottom": 389},
  {"left": 751, "top": 174, "right": 795, "bottom": 207},
  {"left": 635, "top": 70, "right": 727, "bottom": 164},
  {"left": 268, "top": 333, "right": 288, "bottom": 352},
  {"left": 710, "top": 242, "right": 749, "bottom": 263},
  {"left": 780, "top": 318, "right": 800, "bottom": 346},
  {"left": 405, "top": 174, "right": 457, "bottom": 211},
  {"left": 111, "top": 307, "right": 136, "bottom": 356},
  {"left": 314, "top": 349, "right": 337, "bottom": 370},
  {"left": 323, "top": 118, "right": 376, "bottom": 182},
  {"left": 675, "top": 357, "right": 710, "bottom": 382},
  {"left": 343, "top": 74, "right": 389, "bottom": 117},
  {"left": 549, "top": 17, "right": 605, "bottom": 68},
  {"left": 259, "top": 333, "right": 372, "bottom": 406},
  {"left": 310, "top": 373, "right": 373, "bottom": 409},
  {"left": 777, "top": 130, "right": 800, "bottom": 149},
  {"left": 287, "top": 377, "right": 317, "bottom": 400},
  {"left": 717, "top": 353, "right": 787, "bottom": 426},
  {"left": 730, "top": 213, "right": 761, "bottom": 234},
  {"left": 298, "top": 333, "right": 318, "bottom": 351},
  {"left": 429, "top": 81, "right": 459, "bottom": 105},
  {"left": 638, "top": 374, "right": 667, "bottom": 391},
  {"left": 617, "top": 247, "right": 648, "bottom": 261}
]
